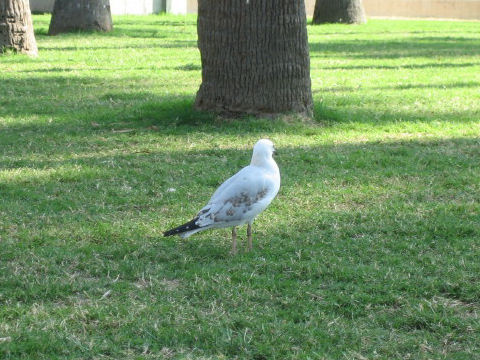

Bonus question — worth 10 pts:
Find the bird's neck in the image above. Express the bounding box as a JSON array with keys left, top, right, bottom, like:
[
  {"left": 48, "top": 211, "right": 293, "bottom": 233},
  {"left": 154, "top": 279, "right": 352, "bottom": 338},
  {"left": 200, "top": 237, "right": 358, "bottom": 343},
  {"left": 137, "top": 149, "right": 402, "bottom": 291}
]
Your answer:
[{"left": 251, "top": 155, "right": 278, "bottom": 172}]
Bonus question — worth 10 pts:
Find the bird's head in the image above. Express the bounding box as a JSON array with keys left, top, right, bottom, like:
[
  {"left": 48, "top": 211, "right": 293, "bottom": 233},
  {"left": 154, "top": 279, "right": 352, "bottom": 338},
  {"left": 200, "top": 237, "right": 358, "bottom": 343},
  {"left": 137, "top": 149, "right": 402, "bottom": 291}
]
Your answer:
[{"left": 251, "top": 139, "right": 276, "bottom": 165}]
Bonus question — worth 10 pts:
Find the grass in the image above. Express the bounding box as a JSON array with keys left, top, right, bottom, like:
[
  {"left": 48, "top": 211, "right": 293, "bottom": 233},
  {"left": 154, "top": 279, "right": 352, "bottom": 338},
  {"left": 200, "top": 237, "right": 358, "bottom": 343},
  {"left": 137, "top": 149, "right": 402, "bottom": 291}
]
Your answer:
[{"left": 1, "top": 13, "right": 479, "bottom": 359}]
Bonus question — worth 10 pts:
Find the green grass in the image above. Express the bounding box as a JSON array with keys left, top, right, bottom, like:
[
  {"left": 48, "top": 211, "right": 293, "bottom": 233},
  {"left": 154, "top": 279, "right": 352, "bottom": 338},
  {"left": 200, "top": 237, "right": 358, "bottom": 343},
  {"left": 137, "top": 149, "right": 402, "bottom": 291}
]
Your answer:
[{"left": 1, "top": 14, "right": 480, "bottom": 359}]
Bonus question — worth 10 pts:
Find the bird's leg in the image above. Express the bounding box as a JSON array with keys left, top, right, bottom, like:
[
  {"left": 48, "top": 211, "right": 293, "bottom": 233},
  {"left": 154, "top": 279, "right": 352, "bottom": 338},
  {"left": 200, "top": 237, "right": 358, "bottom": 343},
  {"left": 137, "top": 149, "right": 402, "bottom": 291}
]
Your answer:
[
  {"left": 231, "top": 226, "right": 237, "bottom": 255},
  {"left": 247, "top": 223, "right": 252, "bottom": 251}
]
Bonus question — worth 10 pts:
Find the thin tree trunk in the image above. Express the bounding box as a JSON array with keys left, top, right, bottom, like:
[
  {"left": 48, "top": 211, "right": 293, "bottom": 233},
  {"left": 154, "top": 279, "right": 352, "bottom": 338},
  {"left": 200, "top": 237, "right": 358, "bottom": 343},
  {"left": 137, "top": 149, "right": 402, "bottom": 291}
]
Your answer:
[
  {"left": 48, "top": 0, "right": 113, "bottom": 35},
  {"left": 313, "top": 0, "right": 366, "bottom": 24},
  {"left": 0, "top": 0, "right": 38, "bottom": 56},
  {"left": 195, "top": 0, "right": 313, "bottom": 117}
]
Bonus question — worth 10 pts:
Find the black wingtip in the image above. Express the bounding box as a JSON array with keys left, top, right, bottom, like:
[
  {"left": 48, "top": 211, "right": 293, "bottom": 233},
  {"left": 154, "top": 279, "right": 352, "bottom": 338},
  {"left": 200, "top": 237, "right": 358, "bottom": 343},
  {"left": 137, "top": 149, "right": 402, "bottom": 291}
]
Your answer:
[{"left": 163, "top": 218, "right": 201, "bottom": 237}]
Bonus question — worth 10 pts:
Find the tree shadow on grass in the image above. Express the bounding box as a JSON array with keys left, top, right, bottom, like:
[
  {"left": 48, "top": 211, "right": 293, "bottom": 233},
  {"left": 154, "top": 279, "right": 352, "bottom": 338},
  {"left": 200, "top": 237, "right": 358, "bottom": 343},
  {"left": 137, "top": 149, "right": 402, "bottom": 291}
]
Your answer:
[
  {"left": 35, "top": 29, "right": 171, "bottom": 40},
  {"left": 314, "top": 62, "right": 480, "bottom": 71},
  {"left": 1, "top": 94, "right": 477, "bottom": 155},
  {"left": 309, "top": 37, "right": 480, "bottom": 59},
  {"left": 18, "top": 64, "right": 197, "bottom": 74},
  {"left": 308, "top": 29, "right": 480, "bottom": 36},
  {"left": 33, "top": 15, "right": 197, "bottom": 39},
  {"left": 314, "top": 81, "right": 480, "bottom": 93},
  {"left": 37, "top": 40, "right": 196, "bottom": 52},
  {"left": 0, "top": 73, "right": 478, "bottom": 158},
  {"left": 114, "top": 17, "right": 197, "bottom": 28}
]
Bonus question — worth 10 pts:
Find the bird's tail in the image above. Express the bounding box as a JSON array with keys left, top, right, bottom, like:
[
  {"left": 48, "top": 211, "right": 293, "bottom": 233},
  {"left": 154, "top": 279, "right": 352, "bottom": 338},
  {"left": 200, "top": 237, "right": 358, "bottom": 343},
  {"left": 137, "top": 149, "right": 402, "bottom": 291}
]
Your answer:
[{"left": 163, "top": 218, "right": 202, "bottom": 238}]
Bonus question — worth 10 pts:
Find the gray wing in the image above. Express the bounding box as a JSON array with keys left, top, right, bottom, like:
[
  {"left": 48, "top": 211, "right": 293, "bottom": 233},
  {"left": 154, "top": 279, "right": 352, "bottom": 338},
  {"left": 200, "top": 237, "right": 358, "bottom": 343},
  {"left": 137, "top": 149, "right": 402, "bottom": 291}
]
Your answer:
[
  {"left": 194, "top": 165, "right": 278, "bottom": 227},
  {"left": 208, "top": 166, "right": 251, "bottom": 204}
]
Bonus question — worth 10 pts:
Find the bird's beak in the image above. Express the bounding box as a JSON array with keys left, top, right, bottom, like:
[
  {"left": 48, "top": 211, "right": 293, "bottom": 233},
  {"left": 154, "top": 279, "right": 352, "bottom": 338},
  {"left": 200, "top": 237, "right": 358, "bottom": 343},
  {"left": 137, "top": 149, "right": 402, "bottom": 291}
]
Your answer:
[{"left": 273, "top": 148, "right": 277, "bottom": 156}]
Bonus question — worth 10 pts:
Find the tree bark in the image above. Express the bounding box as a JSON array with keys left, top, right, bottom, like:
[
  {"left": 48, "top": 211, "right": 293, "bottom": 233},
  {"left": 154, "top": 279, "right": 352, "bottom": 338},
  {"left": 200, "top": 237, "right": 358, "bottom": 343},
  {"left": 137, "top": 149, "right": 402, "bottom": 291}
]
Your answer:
[
  {"left": 48, "top": 0, "right": 113, "bottom": 35},
  {"left": 195, "top": 0, "right": 313, "bottom": 117},
  {"left": 312, "top": 0, "right": 366, "bottom": 24},
  {"left": 0, "top": 0, "right": 38, "bottom": 56}
]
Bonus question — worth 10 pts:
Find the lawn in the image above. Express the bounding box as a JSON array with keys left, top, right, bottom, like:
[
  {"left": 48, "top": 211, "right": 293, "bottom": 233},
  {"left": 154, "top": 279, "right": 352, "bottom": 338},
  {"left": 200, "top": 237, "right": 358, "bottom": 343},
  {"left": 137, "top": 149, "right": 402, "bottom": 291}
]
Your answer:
[{"left": 1, "top": 14, "right": 479, "bottom": 359}]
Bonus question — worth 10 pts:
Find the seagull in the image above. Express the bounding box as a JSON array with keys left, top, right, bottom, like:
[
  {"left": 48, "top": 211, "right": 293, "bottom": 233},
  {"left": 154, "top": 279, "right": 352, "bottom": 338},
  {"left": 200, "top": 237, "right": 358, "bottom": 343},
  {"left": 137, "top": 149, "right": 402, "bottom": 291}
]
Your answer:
[{"left": 164, "top": 139, "right": 280, "bottom": 254}]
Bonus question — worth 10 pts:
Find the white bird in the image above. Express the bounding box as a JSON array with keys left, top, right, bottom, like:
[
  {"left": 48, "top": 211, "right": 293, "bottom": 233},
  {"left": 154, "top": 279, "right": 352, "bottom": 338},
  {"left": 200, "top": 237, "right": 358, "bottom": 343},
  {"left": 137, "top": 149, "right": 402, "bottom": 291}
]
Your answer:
[{"left": 164, "top": 139, "right": 280, "bottom": 254}]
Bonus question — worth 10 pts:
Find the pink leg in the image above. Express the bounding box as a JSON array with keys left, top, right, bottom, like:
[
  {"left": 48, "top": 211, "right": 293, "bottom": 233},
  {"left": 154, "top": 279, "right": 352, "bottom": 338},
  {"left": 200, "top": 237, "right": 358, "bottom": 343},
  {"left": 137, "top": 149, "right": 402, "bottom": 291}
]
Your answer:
[
  {"left": 231, "top": 226, "right": 237, "bottom": 255},
  {"left": 247, "top": 223, "right": 252, "bottom": 251}
]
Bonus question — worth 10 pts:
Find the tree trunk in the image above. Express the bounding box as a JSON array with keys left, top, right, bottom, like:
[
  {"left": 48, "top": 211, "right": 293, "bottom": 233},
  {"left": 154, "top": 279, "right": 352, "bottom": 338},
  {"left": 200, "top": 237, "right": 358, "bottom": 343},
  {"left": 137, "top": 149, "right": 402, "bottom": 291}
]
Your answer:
[
  {"left": 0, "top": 0, "right": 38, "bottom": 56},
  {"left": 195, "top": 0, "right": 313, "bottom": 117},
  {"left": 312, "top": 0, "right": 366, "bottom": 24},
  {"left": 48, "top": 0, "right": 113, "bottom": 35}
]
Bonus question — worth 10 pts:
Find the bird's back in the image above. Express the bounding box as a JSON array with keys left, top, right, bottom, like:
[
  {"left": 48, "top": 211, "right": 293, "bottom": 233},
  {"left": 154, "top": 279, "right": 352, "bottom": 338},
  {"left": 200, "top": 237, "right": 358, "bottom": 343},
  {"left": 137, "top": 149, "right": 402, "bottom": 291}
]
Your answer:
[{"left": 195, "top": 163, "right": 279, "bottom": 228}]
